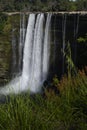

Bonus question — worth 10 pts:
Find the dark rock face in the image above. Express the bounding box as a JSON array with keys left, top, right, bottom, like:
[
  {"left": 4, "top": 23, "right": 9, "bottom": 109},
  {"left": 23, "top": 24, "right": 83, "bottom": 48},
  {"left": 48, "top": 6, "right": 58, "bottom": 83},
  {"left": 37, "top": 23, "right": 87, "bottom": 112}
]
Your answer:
[
  {"left": 0, "top": 14, "right": 20, "bottom": 85},
  {"left": 0, "top": 39, "right": 11, "bottom": 85},
  {"left": 0, "top": 12, "right": 87, "bottom": 85},
  {"left": 49, "top": 13, "right": 87, "bottom": 79}
]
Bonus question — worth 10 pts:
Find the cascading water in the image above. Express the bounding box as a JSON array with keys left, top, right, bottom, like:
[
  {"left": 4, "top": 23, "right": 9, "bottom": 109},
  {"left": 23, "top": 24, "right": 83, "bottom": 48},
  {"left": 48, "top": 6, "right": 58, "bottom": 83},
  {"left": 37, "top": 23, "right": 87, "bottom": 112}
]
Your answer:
[
  {"left": 30, "top": 14, "right": 41, "bottom": 88},
  {"left": 42, "top": 14, "right": 51, "bottom": 81},
  {"left": 11, "top": 28, "right": 17, "bottom": 76},
  {"left": 73, "top": 14, "right": 79, "bottom": 63},
  {"left": 29, "top": 14, "right": 44, "bottom": 92},
  {"left": 21, "top": 13, "right": 36, "bottom": 91},
  {"left": 53, "top": 15, "right": 56, "bottom": 71},
  {"left": 0, "top": 13, "right": 51, "bottom": 95},
  {"left": 0, "top": 12, "right": 87, "bottom": 96},
  {"left": 74, "top": 14, "right": 79, "bottom": 38},
  {"left": 62, "top": 14, "right": 67, "bottom": 74},
  {"left": 18, "top": 13, "right": 26, "bottom": 72}
]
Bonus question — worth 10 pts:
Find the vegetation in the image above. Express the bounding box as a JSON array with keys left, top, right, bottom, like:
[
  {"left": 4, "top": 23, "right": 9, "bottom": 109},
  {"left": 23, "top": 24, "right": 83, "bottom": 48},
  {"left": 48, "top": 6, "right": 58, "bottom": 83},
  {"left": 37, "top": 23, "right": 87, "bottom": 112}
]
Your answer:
[
  {"left": 0, "top": 13, "right": 7, "bottom": 34},
  {"left": 77, "top": 34, "right": 87, "bottom": 43},
  {"left": 0, "top": 0, "right": 87, "bottom": 12},
  {"left": 0, "top": 69, "right": 87, "bottom": 130}
]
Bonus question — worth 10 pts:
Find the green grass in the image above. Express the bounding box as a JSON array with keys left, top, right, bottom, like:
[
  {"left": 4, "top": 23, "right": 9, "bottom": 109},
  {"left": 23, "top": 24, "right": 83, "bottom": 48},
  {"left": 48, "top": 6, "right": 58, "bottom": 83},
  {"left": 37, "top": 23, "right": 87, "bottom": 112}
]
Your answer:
[{"left": 0, "top": 70, "right": 87, "bottom": 130}]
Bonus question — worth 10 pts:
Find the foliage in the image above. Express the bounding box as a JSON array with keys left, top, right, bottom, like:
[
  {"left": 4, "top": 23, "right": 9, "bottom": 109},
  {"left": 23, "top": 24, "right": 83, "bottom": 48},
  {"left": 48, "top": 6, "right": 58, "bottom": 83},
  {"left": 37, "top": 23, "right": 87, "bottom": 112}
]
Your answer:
[
  {"left": 0, "top": 70, "right": 87, "bottom": 130},
  {"left": 77, "top": 34, "right": 87, "bottom": 43},
  {"left": 64, "top": 42, "right": 77, "bottom": 77},
  {"left": 0, "top": 0, "right": 87, "bottom": 12},
  {"left": 0, "top": 13, "right": 7, "bottom": 34},
  {"left": 76, "top": 0, "right": 87, "bottom": 11},
  {"left": 45, "top": 69, "right": 87, "bottom": 130}
]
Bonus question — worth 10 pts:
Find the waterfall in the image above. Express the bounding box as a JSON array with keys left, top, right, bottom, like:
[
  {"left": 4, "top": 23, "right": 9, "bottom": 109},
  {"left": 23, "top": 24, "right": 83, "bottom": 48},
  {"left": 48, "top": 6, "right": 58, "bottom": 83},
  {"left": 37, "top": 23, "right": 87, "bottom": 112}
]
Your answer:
[
  {"left": 73, "top": 14, "right": 79, "bottom": 63},
  {"left": 42, "top": 13, "right": 51, "bottom": 81},
  {"left": 0, "top": 12, "right": 86, "bottom": 96},
  {"left": 0, "top": 13, "right": 51, "bottom": 95},
  {"left": 29, "top": 14, "right": 44, "bottom": 92},
  {"left": 74, "top": 14, "right": 79, "bottom": 38},
  {"left": 11, "top": 28, "right": 17, "bottom": 76},
  {"left": 21, "top": 13, "right": 51, "bottom": 92},
  {"left": 18, "top": 13, "right": 26, "bottom": 72},
  {"left": 53, "top": 15, "right": 56, "bottom": 71},
  {"left": 21, "top": 13, "right": 36, "bottom": 91},
  {"left": 62, "top": 14, "right": 67, "bottom": 74}
]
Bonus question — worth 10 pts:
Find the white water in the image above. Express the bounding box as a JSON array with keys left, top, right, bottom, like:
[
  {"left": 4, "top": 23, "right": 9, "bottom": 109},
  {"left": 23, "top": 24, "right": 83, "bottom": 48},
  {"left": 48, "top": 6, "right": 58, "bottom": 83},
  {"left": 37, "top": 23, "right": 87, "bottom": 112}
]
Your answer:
[
  {"left": 62, "top": 14, "right": 67, "bottom": 74},
  {"left": 29, "top": 14, "right": 44, "bottom": 92},
  {"left": 18, "top": 13, "right": 26, "bottom": 72},
  {"left": 74, "top": 14, "right": 79, "bottom": 63},
  {"left": 42, "top": 13, "right": 51, "bottom": 81},
  {"left": 21, "top": 13, "right": 36, "bottom": 91},
  {"left": 11, "top": 28, "right": 17, "bottom": 76},
  {"left": 0, "top": 13, "right": 51, "bottom": 95}
]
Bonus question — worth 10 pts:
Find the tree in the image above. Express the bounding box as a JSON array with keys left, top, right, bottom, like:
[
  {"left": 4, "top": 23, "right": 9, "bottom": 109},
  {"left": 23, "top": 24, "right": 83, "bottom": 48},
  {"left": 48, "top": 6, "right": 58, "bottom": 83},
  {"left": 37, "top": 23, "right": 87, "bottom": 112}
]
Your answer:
[{"left": 76, "top": 0, "right": 87, "bottom": 10}]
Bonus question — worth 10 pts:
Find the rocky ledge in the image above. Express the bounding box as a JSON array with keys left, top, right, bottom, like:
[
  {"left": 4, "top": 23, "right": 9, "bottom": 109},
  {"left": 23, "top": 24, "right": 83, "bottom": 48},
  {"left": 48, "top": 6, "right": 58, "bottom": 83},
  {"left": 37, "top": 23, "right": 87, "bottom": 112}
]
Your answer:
[{"left": 2, "top": 11, "right": 87, "bottom": 16}]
